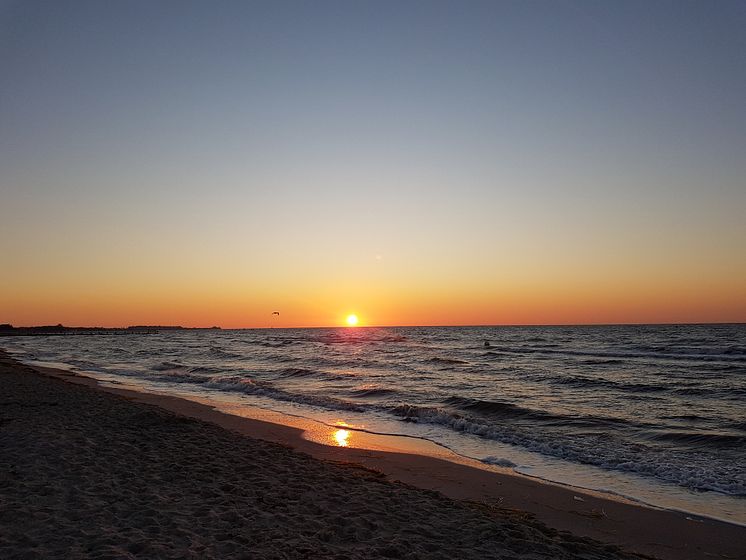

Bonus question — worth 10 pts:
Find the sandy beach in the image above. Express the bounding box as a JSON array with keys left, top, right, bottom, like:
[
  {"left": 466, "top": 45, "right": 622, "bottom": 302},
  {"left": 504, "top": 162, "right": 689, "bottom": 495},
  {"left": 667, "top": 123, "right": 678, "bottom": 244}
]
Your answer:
[{"left": 1, "top": 351, "right": 744, "bottom": 560}]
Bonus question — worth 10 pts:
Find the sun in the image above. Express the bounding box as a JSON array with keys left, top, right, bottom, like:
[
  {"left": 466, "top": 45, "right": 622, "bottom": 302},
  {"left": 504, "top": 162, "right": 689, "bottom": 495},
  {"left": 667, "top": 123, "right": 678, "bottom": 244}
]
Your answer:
[{"left": 346, "top": 314, "right": 359, "bottom": 327}]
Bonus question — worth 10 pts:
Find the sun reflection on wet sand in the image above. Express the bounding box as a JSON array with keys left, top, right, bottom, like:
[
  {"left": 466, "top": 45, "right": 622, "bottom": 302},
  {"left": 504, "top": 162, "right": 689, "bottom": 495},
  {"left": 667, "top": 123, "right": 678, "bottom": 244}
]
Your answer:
[{"left": 333, "top": 429, "right": 351, "bottom": 447}]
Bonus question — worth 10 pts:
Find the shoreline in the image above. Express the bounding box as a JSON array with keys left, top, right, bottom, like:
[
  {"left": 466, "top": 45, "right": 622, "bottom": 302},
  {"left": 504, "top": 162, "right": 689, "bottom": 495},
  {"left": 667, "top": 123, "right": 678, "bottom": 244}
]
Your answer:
[
  {"left": 196, "top": 394, "right": 745, "bottom": 528},
  {"left": 20, "top": 354, "right": 744, "bottom": 528},
  {"left": 3, "top": 351, "right": 744, "bottom": 559},
  {"left": 15, "top": 354, "right": 745, "bottom": 527}
]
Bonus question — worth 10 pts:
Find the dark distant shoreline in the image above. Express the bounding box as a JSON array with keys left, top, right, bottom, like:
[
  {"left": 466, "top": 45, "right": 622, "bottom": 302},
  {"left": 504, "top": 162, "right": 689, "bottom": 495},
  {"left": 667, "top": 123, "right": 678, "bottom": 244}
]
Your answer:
[{"left": 0, "top": 324, "right": 221, "bottom": 337}]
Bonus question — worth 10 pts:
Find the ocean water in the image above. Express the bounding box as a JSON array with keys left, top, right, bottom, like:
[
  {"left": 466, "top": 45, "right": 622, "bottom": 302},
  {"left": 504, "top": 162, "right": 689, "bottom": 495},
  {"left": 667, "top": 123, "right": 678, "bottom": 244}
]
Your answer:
[{"left": 4, "top": 324, "right": 745, "bottom": 524}]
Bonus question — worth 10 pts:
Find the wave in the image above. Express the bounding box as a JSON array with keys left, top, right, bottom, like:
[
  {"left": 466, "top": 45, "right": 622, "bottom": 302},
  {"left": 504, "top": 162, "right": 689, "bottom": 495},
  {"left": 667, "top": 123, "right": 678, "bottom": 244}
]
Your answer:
[
  {"left": 427, "top": 356, "right": 470, "bottom": 366},
  {"left": 202, "top": 376, "right": 365, "bottom": 412},
  {"left": 482, "top": 456, "right": 517, "bottom": 468},
  {"left": 547, "top": 374, "right": 667, "bottom": 394},
  {"left": 151, "top": 370, "right": 208, "bottom": 383},
  {"left": 443, "top": 396, "right": 636, "bottom": 428},
  {"left": 443, "top": 396, "right": 555, "bottom": 421},
  {"left": 480, "top": 345, "right": 746, "bottom": 364},
  {"left": 188, "top": 366, "right": 223, "bottom": 375},
  {"left": 151, "top": 361, "right": 183, "bottom": 371},
  {"left": 348, "top": 387, "right": 398, "bottom": 398},
  {"left": 481, "top": 351, "right": 511, "bottom": 358},
  {"left": 62, "top": 358, "right": 102, "bottom": 370},
  {"left": 151, "top": 361, "right": 225, "bottom": 375},
  {"left": 673, "top": 386, "right": 719, "bottom": 396},
  {"left": 258, "top": 340, "right": 295, "bottom": 348},
  {"left": 696, "top": 363, "right": 746, "bottom": 373},
  {"left": 663, "top": 414, "right": 710, "bottom": 422},
  {"left": 278, "top": 367, "right": 323, "bottom": 378},
  {"left": 383, "top": 401, "right": 746, "bottom": 495},
  {"left": 302, "top": 355, "right": 385, "bottom": 371},
  {"left": 137, "top": 368, "right": 368, "bottom": 413},
  {"left": 207, "top": 346, "right": 242, "bottom": 359},
  {"left": 276, "top": 367, "right": 350, "bottom": 381},
  {"left": 646, "top": 431, "right": 746, "bottom": 448},
  {"left": 265, "top": 354, "right": 300, "bottom": 363},
  {"left": 577, "top": 358, "right": 625, "bottom": 366}
]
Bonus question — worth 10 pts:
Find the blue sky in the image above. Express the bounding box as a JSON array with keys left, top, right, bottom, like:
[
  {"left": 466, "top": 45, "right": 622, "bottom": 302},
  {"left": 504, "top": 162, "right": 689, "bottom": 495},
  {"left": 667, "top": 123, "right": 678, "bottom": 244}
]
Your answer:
[{"left": 1, "top": 1, "right": 745, "bottom": 326}]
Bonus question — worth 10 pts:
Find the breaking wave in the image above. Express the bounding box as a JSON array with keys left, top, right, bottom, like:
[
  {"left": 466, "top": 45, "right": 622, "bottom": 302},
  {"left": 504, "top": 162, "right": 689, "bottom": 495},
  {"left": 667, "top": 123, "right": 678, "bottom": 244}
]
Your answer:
[{"left": 383, "top": 401, "right": 746, "bottom": 495}]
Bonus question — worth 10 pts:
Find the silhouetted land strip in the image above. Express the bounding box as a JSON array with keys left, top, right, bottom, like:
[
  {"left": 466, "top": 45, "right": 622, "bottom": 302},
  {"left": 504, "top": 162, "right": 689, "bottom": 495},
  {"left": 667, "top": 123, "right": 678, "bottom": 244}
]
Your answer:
[{"left": 0, "top": 324, "right": 221, "bottom": 336}]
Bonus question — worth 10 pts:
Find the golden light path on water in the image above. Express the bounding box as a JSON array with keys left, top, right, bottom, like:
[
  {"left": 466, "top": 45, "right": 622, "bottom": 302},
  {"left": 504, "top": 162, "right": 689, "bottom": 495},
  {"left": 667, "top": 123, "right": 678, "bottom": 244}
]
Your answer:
[
  {"left": 333, "top": 429, "right": 351, "bottom": 447},
  {"left": 332, "top": 421, "right": 352, "bottom": 447}
]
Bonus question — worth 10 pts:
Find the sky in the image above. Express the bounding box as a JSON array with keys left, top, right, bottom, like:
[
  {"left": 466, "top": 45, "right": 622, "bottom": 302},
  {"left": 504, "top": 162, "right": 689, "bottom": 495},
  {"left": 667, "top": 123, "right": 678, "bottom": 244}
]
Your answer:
[{"left": 1, "top": 0, "right": 745, "bottom": 328}]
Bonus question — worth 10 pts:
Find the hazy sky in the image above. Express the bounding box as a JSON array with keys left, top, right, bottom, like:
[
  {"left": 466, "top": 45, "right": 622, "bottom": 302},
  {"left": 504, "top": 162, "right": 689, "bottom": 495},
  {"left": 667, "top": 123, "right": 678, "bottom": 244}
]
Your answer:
[{"left": 2, "top": 0, "right": 745, "bottom": 327}]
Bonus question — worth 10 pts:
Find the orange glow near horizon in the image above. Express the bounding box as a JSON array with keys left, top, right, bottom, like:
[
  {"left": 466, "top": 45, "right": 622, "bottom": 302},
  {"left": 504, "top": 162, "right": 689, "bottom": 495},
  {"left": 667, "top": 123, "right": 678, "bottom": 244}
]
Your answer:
[
  {"left": 2, "top": 284, "right": 743, "bottom": 329},
  {"left": 1, "top": 249, "right": 745, "bottom": 328}
]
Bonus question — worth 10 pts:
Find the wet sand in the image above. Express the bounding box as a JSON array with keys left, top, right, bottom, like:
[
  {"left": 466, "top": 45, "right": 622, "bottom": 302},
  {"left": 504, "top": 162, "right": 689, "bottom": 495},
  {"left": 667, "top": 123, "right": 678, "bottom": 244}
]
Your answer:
[{"left": 1, "top": 351, "right": 744, "bottom": 559}]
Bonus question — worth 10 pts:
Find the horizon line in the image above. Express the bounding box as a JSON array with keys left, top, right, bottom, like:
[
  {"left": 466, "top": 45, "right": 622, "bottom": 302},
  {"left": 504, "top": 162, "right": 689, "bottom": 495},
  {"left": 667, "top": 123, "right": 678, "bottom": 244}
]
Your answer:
[{"left": 3, "top": 321, "right": 744, "bottom": 330}]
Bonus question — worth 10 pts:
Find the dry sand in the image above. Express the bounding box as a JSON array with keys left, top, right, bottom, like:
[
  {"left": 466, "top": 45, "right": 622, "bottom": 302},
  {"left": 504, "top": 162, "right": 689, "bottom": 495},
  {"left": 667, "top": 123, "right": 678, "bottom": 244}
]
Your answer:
[{"left": 1, "top": 351, "right": 744, "bottom": 559}]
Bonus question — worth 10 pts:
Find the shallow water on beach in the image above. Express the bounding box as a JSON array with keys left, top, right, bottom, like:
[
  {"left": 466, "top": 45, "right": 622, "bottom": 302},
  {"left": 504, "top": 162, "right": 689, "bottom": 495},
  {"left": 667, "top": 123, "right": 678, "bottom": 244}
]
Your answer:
[{"left": 4, "top": 324, "right": 745, "bottom": 524}]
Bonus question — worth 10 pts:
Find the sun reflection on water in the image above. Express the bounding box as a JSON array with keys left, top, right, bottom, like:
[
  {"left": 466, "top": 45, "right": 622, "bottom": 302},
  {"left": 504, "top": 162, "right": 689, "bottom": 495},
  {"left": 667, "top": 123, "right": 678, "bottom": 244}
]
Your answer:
[{"left": 333, "top": 429, "right": 351, "bottom": 447}]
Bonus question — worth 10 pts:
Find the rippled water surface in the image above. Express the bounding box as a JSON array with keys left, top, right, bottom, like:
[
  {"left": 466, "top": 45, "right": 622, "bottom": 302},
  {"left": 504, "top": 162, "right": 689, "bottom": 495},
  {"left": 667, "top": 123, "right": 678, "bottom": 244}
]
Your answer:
[{"left": 4, "top": 324, "right": 745, "bottom": 523}]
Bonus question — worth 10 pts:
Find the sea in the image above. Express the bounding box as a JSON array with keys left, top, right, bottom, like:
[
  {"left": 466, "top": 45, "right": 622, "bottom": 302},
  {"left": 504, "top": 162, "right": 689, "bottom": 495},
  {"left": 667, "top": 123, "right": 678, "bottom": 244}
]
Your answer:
[{"left": 3, "top": 324, "right": 745, "bottom": 525}]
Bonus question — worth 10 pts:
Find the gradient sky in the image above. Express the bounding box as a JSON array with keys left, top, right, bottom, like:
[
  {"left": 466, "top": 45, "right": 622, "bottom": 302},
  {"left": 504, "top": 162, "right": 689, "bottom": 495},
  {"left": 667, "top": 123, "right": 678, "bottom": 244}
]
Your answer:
[{"left": 1, "top": 0, "right": 745, "bottom": 327}]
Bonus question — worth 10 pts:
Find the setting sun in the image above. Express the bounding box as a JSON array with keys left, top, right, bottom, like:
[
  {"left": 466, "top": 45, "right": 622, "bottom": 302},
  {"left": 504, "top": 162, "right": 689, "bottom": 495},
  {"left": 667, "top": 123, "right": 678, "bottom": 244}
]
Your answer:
[{"left": 346, "top": 314, "right": 359, "bottom": 327}]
